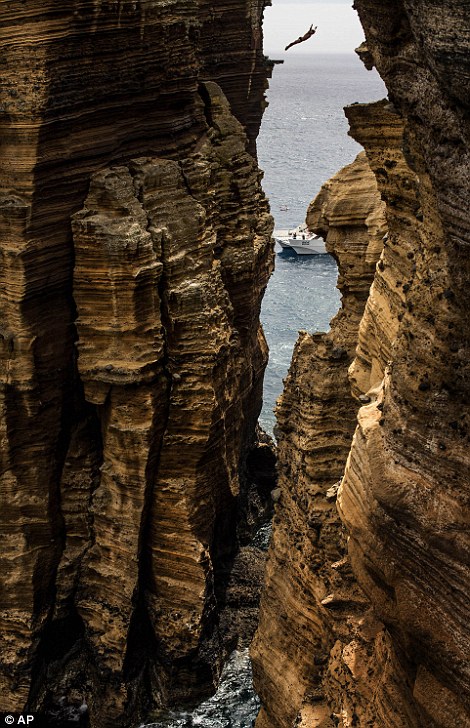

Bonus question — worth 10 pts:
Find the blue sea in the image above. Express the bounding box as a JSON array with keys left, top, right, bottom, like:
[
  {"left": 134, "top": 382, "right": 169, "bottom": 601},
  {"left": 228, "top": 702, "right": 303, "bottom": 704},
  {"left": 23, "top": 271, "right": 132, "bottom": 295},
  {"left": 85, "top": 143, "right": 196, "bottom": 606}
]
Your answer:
[
  {"left": 259, "top": 53, "right": 386, "bottom": 434},
  {"left": 145, "top": 53, "right": 386, "bottom": 727}
]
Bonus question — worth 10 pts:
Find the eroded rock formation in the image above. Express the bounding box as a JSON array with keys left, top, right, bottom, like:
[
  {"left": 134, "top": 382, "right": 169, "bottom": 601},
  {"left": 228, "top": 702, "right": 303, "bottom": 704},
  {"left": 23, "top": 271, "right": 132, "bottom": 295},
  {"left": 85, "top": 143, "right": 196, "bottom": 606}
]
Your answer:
[
  {"left": 252, "top": 152, "right": 387, "bottom": 727},
  {"left": 0, "top": 2, "right": 273, "bottom": 725},
  {"left": 253, "top": 1, "right": 470, "bottom": 726},
  {"left": 340, "top": 1, "right": 470, "bottom": 723}
]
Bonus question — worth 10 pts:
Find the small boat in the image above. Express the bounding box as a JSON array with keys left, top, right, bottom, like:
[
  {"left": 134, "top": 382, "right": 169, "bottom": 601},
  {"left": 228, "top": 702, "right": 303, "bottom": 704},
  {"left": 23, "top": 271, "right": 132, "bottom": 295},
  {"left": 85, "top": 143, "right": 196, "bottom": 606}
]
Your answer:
[
  {"left": 274, "top": 223, "right": 327, "bottom": 255},
  {"left": 275, "top": 236, "right": 293, "bottom": 250}
]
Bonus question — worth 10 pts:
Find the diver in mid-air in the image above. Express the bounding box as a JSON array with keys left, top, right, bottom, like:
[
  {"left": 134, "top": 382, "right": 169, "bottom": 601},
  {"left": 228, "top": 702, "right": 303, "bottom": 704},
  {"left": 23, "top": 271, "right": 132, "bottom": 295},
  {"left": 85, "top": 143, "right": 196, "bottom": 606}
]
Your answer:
[{"left": 285, "top": 24, "right": 318, "bottom": 51}]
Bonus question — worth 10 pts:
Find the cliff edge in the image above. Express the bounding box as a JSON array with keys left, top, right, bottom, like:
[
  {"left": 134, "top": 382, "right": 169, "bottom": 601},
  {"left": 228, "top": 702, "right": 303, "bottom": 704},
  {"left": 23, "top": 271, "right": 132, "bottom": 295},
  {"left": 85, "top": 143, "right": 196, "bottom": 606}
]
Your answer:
[{"left": 253, "top": 1, "right": 469, "bottom": 726}]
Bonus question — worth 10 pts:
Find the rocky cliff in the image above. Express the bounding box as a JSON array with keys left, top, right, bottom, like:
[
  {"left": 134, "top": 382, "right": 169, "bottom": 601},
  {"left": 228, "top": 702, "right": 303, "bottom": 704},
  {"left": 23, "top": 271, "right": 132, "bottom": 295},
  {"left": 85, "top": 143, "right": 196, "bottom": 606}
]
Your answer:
[
  {"left": 0, "top": 2, "right": 273, "bottom": 725},
  {"left": 253, "top": 1, "right": 470, "bottom": 726},
  {"left": 252, "top": 151, "right": 388, "bottom": 728}
]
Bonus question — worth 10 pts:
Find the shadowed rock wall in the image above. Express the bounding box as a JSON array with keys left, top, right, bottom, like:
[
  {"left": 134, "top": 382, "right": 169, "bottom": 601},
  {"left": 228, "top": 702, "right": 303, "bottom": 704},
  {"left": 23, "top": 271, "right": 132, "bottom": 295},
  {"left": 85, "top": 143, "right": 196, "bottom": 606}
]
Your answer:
[
  {"left": 253, "top": 1, "right": 469, "bottom": 726},
  {"left": 0, "top": 3, "right": 273, "bottom": 725}
]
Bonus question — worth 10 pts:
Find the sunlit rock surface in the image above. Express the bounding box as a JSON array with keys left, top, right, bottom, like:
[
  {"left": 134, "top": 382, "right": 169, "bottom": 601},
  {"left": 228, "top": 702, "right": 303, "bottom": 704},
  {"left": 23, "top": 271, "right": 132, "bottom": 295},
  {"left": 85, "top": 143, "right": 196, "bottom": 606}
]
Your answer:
[
  {"left": 253, "top": 1, "right": 470, "bottom": 726},
  {"left": 0, "top": 2, "right": 273, "bottom": 726},
  {"left": 341, "top": 1, "right": 470, "bottom": 724}
]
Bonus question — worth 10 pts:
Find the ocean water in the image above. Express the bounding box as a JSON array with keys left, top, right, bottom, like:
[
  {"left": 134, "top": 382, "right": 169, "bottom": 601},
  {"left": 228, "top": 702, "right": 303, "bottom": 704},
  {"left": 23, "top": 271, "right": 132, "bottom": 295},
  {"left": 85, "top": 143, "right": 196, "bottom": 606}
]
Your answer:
[
  {"left": 142, "top": 650, "right": 259, "bottom": 728},
  {"left": 258, "top": 53, "right": 386, "bottom": 433},
  {"left": 259, "top": 251, "right": 340, "bottom": 434},
  {"left": 258, "top": 53, "right": 387, "bottom": 229},
  {"left": 144, "top": 53, "right": 386, "bottom": 727}
]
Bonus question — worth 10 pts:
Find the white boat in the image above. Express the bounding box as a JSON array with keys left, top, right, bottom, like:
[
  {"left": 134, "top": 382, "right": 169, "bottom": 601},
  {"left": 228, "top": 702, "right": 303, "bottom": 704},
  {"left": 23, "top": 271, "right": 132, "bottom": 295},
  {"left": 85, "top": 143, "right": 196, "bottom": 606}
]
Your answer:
[{"left": 274, "top": 223, "right": 327, "bottom": 255}]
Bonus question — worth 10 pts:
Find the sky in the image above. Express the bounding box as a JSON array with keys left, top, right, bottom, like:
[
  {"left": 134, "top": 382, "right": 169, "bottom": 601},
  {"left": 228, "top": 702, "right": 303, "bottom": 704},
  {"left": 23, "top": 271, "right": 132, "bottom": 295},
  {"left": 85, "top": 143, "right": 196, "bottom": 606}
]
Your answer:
[{"left": 263, "top": 1, "right": 365, "bottom": 56}]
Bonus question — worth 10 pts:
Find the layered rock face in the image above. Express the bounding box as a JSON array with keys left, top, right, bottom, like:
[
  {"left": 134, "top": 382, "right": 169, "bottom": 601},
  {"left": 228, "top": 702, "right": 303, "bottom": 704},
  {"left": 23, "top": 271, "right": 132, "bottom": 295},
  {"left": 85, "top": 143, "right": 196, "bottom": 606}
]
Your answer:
[
  {"left": 254, "top": 1, "right": 470, "bottom": 726},
  {"left": 252, "top": 152, "right": 387, "bottom": 727},
  {"left": 340, "top": 2, "right": 470, "bottom": 723},
  {"left": 0, "top": 3, "right": 273, "bottom": 725}
]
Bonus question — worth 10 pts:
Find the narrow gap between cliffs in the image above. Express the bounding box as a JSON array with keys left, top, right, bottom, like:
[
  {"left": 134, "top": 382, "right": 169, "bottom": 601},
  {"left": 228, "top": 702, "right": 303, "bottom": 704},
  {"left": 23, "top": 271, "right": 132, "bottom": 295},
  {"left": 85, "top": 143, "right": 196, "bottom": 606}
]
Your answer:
[{"left": 144, "top": 40, "right": 389, "bottom": 728}]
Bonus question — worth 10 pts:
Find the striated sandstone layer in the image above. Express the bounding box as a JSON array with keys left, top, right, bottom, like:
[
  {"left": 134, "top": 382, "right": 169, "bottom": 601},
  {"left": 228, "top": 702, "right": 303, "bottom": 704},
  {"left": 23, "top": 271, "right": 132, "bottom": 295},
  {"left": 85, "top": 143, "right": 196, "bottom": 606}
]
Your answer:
[
  {"left": 252, "top": 151, "right": 387, "bottom": 727},
  {"left": 339, "top": 1, "right": 470, "bottom": 724},
  {"left": 254, "top": 1, "right": 470, "bottom": 726},
  {"left": 0, "top": 3, "right": 273, "bottom": 726}
]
